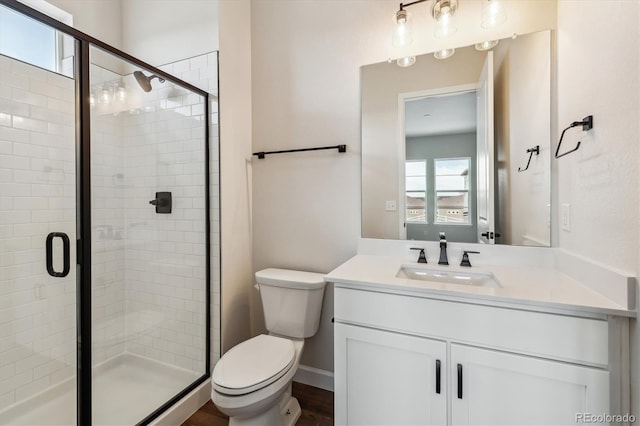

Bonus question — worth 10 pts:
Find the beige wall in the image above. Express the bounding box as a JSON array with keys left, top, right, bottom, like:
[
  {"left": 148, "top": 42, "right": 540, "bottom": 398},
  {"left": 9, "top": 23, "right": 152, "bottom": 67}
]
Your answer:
[
  {"left": 556, "top": 0, "right": 639, "bottom": 414},
  {"left": 218, "top": 0, "right": 254, "bottom": 353}
]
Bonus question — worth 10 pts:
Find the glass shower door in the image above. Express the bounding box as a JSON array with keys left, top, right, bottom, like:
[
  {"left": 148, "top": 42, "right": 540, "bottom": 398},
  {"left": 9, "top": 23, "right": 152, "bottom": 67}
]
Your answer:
[
  {"left": 89, "top": 45, "right": 208, "bottom": 425},
  {"left": 0, "top": 13, "right": 78, "bottom": 425}
]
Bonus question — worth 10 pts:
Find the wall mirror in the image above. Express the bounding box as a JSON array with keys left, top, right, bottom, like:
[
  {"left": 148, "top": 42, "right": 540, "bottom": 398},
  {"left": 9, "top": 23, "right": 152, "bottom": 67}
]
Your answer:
[{"left": 361, "top": 29, "right": 551, "bottom": 246}]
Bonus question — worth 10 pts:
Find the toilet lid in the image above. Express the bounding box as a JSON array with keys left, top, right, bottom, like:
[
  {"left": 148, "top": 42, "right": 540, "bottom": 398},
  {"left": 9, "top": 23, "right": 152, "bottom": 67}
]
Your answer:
[{"left": 212, "top": 335, "right": 295, "bottom": 395}]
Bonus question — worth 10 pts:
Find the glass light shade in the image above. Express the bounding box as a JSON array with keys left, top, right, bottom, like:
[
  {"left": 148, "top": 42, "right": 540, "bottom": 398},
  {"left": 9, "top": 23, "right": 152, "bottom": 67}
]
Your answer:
[
  {"left": 392, "top": 9, "right": 413, "bottom": 47},
  {"left": 431, "top": 0, "right": 458, "bottom": 20},
  {"left": 397, "top": 56, "right": 416, "bottom": 67},
  {"left": 432, "top": 0, "right": 458, "bottom": 39},
  {"left": 475, "top": 39, "right": 499, "bottom": 51},
  {"left": 434, "top": 13, "right": 457, "bottom": 38},
  {"left": 481, "top": 0, "right": 507, "bottom": 29},
  {"left": 434, "top": 48, "right": 455, "bottom": 60}
]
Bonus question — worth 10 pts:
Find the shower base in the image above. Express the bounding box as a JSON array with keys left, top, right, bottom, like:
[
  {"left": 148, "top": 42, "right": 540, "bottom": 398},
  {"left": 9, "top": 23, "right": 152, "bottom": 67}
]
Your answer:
[{"left": 0, "top": 353, "right": 201, "bottom": 426}]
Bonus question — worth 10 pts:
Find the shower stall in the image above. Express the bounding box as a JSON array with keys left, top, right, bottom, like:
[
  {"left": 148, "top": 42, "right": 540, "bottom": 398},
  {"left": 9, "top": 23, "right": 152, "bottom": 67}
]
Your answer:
[{"left": 0, "top": 1, "right": 219, "bottom": 425}]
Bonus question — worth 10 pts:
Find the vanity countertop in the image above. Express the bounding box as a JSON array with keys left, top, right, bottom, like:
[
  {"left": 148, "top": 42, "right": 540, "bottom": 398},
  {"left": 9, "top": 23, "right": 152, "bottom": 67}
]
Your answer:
[{"left": 325, "top": 254, "right": 636, "bottom": 318}]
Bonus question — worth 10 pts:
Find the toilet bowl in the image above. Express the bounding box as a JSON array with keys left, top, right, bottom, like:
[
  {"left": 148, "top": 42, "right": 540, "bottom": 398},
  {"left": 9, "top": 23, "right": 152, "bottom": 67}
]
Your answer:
[{"left": 211, "top": 268, "right": 326, "bottom": 426}]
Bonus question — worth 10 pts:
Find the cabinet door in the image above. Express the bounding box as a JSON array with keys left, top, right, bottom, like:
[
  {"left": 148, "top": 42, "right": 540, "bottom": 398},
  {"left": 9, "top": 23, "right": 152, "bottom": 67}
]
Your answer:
[
  {"left": 335, "top": 323, "right": 447, "bottom": 425},
  {"left": 451, "top": 344, "right": 610, "bottom": 425}
]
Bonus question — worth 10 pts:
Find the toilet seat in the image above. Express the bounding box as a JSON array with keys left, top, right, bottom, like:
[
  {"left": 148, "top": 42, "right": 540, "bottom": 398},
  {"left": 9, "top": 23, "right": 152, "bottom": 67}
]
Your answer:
[{"left": 212, "top": 335, "right": 295, "bottom": 396}]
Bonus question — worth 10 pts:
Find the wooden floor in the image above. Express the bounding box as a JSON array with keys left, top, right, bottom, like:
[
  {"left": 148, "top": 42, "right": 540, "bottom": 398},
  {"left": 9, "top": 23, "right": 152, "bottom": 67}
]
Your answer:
[{"left": 182, "top": 382, "right": 334, "bottom": 426}]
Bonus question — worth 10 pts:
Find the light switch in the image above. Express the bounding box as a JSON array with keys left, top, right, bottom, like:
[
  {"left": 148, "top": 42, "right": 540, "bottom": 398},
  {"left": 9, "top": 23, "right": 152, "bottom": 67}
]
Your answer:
[
  {"left": 561, "top": 203, "right": 571, "bottom": 231},
  {"left": 385, "top": 201, "right": 397, "bottom": 211}
]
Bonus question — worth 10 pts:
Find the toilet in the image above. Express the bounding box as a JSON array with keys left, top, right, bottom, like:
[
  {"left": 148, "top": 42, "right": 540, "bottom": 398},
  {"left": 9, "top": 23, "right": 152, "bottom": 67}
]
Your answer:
[{"left": 211, "top": 268, "right": 326, "bottom": 426}]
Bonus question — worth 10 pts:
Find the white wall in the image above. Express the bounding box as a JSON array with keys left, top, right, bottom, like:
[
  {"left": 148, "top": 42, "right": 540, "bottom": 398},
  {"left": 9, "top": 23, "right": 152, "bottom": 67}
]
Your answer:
[
  {"left": 250, "top": 0, "right": 557, "bottom": 374},
  {"left": 556, "top": 0, "right": 639, "bottom": 414},
  {"left": 46, "top": 0, "right": 123, "bottom": 49},
  {"left": 47, "top": 0, "right": 218, "bottom": 69},
  {"left": 121, "top": 0, "right": 219, "bottom": 66},
  {"left": 494, "top": 30, "right": 551, "bottom": 246}
]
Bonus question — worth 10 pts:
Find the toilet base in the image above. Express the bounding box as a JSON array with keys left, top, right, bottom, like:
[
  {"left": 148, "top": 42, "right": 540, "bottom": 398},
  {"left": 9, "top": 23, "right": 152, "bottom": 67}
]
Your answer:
[
  {"left": 280, "top": 396, "right": 301, "bottom": 426},
  {"left": 227, "top": 394, "right": 300, "bottom": 426}
]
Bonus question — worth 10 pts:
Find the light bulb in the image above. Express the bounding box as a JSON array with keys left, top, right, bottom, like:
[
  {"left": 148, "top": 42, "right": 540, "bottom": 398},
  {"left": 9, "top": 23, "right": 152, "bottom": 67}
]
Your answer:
[
  {"left": 101, "top": 87, "right": 111, "bottom": 104},
  {"left": 434, "top": 48, "right": 455, "bottom": 60},
  {"left": 482, "top": 0, "right": 506, "bottom": 29},
  {"left": 431, "top": 0, "right": 458, "bottom": 20},
  {"left": 393, "top": 9, "right": 413, "bottom": 47},
  {"left": 475, "top": 40, "right": 499, "bottom": 51},
  {"left": 432, "top": 0, "right": 458, "bottom": 39},
  {"left": 117, "top": 85, "right": 127, "bottom": 101},
  {"left": 434, "top": 13, "right": 457, "bottom": 38},
  {"left": 397, "top": 56, "right": 416, "bottom": 67}
]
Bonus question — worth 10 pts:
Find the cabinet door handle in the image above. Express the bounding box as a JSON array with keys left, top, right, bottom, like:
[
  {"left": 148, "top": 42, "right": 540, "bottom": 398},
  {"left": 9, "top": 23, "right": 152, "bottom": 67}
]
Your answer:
[
  {"left": 457, "top": 363, "right": 463, "bottom": 399},
  {"left": 435, "top": 359, "right": 441, "bottom": 394}
]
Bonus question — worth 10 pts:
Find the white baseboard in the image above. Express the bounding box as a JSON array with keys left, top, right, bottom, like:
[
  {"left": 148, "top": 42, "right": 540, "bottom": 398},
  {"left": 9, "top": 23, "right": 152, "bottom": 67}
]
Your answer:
[
  {"left": 150, "top": 379, "right": 211, "bottom": 426},
  {"left": 293, "top": 365, "right": 334, "bottom": 392}
]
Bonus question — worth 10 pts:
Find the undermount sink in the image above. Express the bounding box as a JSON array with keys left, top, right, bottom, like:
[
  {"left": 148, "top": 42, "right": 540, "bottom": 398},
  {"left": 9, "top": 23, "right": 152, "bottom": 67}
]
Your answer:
[{"left": 397, "top": 265, "right": 502, "bottom": 288}]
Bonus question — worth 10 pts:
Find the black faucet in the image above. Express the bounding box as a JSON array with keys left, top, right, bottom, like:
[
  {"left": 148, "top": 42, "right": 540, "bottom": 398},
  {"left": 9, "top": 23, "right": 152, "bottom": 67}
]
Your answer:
[
  {"left": 460, "top": 250, "right": 480, "bottom": 267},
  {"left": 410, "top": 247, "right": 427, "bottom": 263},
  {"left": 438, "top": 233, "right": 448, "bottom": 265}
]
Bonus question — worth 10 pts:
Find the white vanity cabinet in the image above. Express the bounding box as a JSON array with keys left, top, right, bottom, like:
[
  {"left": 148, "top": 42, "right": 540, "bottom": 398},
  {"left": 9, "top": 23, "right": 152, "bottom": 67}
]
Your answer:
[
  {"left": 335, "top": 323, "right": 447, "bottom": 425},
  {"left": 334, "top": 286, "right": 622, "bottom": 426},
  {"left": 449, "top": 344, "right": 609, "bottom": 425}
]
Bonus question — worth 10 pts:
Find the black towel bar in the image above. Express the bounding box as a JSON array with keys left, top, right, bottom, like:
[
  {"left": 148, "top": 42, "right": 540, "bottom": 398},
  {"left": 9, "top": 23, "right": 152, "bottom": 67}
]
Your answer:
[{"left": 253, "top": 144, "right": 346, "bottom": 159}]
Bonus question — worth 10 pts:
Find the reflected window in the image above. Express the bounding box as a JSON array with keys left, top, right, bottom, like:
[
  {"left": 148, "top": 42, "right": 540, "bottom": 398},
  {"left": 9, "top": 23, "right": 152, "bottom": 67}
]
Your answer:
[
  {"left": 434, "top": 158, "right": 471, "bottom": 224},
  {"left": 405, "top": 160, "right": 426, "bottom": 223}
]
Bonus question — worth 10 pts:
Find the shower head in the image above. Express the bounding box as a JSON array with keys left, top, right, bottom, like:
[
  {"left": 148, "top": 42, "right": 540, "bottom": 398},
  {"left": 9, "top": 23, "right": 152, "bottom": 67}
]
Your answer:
[{"left": 133, "top": 71, "right": 165, "bottom": 92}]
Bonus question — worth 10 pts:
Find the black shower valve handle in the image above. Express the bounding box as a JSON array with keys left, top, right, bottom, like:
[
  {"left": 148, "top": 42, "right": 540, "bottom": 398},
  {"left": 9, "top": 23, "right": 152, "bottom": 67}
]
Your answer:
[{"left": 149, "top": 192, "right": 172, "bottom": 213}]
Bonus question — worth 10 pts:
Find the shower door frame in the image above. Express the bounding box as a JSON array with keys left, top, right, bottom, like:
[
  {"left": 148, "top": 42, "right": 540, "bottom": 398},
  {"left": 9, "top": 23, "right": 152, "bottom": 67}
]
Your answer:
[{"left": 0, "top": 1, "right": 214, "bottom": 425}]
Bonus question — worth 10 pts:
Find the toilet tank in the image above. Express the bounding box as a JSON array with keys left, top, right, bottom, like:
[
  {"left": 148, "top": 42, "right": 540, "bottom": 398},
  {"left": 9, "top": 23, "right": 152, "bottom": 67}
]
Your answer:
[{"left": 255, "top": 268, "right": 326, "bottom": 339}]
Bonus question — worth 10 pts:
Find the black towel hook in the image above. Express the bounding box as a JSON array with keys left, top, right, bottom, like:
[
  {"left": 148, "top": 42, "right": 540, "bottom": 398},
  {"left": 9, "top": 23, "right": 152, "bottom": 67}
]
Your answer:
[
  {"left": 517, "top": 145, "right": 540, "bottom": 172},
  {"left": 555, "top": 115, "right": 593, "bottom": 159}
]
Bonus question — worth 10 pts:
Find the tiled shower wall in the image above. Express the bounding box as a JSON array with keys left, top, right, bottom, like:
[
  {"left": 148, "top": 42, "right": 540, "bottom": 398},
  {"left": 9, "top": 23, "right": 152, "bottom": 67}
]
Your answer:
[
  {"left": 90, "top": 65, "right": 127, "bottom": 366},
  {"left": 0, "top": 55, "right": 77, "bottom": 411},
  {"left": 121, "top": 86, "right": 207, "bottom": 372},
  {"left": 158, "top": 52, "right": 220, "bottom": 368},
  {"left": 90, "top": 51, "right": 220, "bottom": 371}
]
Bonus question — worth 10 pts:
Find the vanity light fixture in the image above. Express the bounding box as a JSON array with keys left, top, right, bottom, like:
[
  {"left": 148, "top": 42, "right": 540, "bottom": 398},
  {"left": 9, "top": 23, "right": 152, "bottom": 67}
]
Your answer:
[
  {"left": 434, "top": 48, "right": 455, "bottom": 59},
  {"left": 475, "top": 39, "right": 499, "bottom": 51},
  {"left": 392, "top": 0, "right": 426, "bottom": 67},
  {"left": 481, "top": 0, "right": 507, "bottom": 29},
  {"left": 392, "top": 0, "right": 460, "bottom": 66}
]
